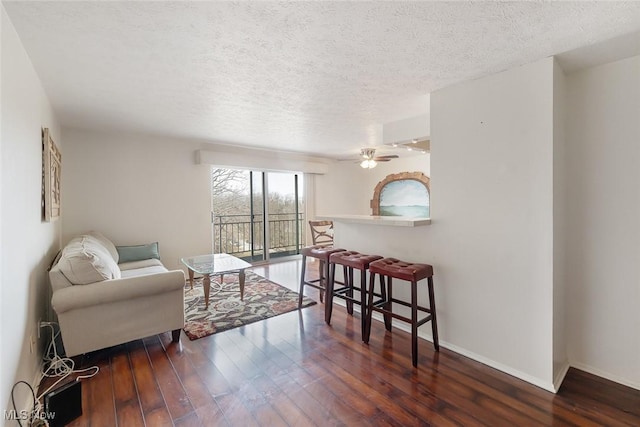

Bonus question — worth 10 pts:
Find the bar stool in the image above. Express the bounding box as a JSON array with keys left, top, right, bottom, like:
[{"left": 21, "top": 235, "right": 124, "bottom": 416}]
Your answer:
[
  {"left": 298, "top": 245, "right": 346, "bottom": 307},
  {"left": 326, "top": 251, "right": 383, "bottom": 338},
  {"left": 364, "top": 257, "right": 439, "bottom": 367}
]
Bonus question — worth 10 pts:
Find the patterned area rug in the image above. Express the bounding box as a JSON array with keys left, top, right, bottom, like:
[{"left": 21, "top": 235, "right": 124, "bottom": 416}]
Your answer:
[{"left": 183, "top": 271, "right": 316, "bottom": 340}]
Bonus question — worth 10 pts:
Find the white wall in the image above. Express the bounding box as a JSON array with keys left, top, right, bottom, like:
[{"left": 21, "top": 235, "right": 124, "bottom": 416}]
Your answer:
[
  {"left": 61, "top": 129, "right": 213, "bottom": 270},
  {"left": 552, "top": 59, "right": 569, "bottom": 387},
  {"left": 317, "top": 58, "right": 558, "bottom": 390},
  {"left": 1, "top": 4, "right": 61, "bottom": 416},
  {"left": 565, "top": 55, "right": 640, "bottom": 390},
  {"left": 433, "top": 56, "right": 556, "bottom": 389}
]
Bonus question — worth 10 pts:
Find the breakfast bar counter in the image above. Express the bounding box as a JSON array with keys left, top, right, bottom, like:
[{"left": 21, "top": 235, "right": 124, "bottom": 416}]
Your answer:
[{"left": 316, "top": 214, "right": 431, "bottom": 227}]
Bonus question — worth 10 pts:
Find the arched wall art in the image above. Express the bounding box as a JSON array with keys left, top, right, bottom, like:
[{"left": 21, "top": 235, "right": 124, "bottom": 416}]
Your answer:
[{"left": 370, "top": 172, "right": 430, "bottom": 217}]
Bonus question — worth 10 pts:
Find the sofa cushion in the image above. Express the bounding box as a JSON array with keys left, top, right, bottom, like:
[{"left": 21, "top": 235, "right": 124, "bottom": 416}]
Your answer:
[
  {"left": 120, "top": 265, "right": 168, "bottom": 278},
  {"left": 116, "top": 242, "right": 160, "bottom": 264},
  {"left": 118, "top": 258, "right": 165, "bottom": 271},
  {"left": 86, "top": 231, "right": 119, "bottom": 263},
  {"left": 58, "top": 236, "right": 122, "bottom": 285}
]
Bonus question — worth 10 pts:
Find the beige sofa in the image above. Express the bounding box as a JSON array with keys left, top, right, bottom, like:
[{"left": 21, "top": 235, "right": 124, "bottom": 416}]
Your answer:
[{"left": 49, "top": 231, "right": 185, "bottom": 357}]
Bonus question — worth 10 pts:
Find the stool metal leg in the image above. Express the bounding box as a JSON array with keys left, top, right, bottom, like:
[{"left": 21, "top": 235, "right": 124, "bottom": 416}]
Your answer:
[
  {"left": 318, "top": 260, "right": 325, "bottom": 303},
  {"left": 346, "top": 266, "right": 354, "bottom": 315},
  {"left": 323, "top": 260, "right": 331, "bottom": 305},
  {"left": 383, "top": 276, "right": 392, "bottom": 332},
  {"left": 325, "top": 261, "right": 336, "bottom": 324},
  {"left": 364, "top": 271, "right": 376, "bottom": 343},
  {"left": 428, "top": 276, "right": 440, "bottom": 351},
  {"left": 298, "top": 255, "right": 307, "bottom": 308},
  {"left": 411, "top": 279, "right": 418, "bottom": 367},
  {"left": 360, "top": 267, "right": 368, "bottom": 339}
]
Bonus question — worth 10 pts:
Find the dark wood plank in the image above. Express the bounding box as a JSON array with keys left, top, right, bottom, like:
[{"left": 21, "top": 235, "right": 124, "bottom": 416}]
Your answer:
[
  {"left": 144, "top": 407, "right": 174, "bottom": 427},
  {"left": 174, "top": 411, "right": 201, "bottom": 427},
  {"left": 143, "top": 335, "right": 194, "bottom": 420},
  {"left": 111, "top": 351, "right": 145, "bottom": 427},
  {"left": 215, "top": 392, "right": 260, "bottom": 427},
  {"left": 180, "top": 336, "right": 233, "bottom": 397},
  {"left": 194, "top": 402, "right": 229, "bottom": 426},
  {"left": 252, "top": 402, "right": 289, "bottom": 427},
  {"left": 83, "top": 350, "right": 116, "bottom": 427},
  {"left": 127, "top": 340, "right": 173, "bottom": 425},
  {"left": 221, "top": 331, "right": 319, "bottom": 426},
  {"left": 159, "top": 333, "right": 216, "bottom": 411}
]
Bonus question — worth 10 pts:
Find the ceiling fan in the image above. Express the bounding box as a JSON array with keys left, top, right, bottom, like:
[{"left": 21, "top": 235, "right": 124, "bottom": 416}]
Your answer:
[{"left": 358, "top": 148, "right": 398, "bottom": 169}]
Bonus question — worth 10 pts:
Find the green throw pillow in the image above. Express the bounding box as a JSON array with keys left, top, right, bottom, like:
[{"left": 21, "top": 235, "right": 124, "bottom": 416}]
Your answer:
[{"left": 116, "top": 242, "right": 160, "bottom": 263}]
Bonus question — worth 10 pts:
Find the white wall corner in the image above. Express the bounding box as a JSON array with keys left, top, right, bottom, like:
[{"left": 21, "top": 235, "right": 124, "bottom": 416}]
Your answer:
[
  {"left": 552, "top": 362, "right": 570, "bottom": 393},
  {"left": 552, "top": 56, "right": 569, "bottom": 390},
  {"left": 564, "top": 55, "right": 640, "bottom": 392}
]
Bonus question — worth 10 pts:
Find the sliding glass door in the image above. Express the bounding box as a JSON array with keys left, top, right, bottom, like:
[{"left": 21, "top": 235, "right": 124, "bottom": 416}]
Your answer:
[{"left": 211, "top": 168, "right": 305, "bottom": 262}]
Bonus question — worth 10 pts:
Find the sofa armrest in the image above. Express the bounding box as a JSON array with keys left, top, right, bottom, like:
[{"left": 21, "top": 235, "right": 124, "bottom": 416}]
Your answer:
[{"left": 52, "top": 270, "right": 185, "bottom": 314}]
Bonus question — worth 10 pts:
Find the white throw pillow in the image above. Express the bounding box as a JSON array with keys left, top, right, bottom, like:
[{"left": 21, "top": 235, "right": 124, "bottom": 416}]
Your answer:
[
  {"left": 58, "top": 236, "right": 122, "bottom": 285},
  {"left": 86, "top": 230, "right": 119, "bottom": 263}
]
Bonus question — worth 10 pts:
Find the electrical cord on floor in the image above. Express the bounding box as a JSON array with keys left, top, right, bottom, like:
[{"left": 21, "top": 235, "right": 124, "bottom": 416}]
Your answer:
[
  {"left": 11, "top": 381, "right": 36, "bottom": 427},
  {"left": 29, "top": 322, "right": 100, "bottom": 425}
]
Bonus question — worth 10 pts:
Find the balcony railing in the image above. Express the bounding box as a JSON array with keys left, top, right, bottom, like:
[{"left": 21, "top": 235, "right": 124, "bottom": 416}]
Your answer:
[{"left": 213, "top": 213, "right": 305, "bottom": 261}]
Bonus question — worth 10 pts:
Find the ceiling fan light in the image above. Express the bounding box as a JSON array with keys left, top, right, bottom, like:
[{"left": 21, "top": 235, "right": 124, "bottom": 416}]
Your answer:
[{"left": 360, "top": 159, "right": 377, "bottom": 169}]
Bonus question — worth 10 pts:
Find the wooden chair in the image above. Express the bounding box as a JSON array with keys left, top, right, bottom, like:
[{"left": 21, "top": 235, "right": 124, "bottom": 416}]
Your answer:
[
  {"left": 309, "top": 220, "right": 334, "bottom": 246},
  {"left": 300, "top": 220, "right": 340, "bottom": 304}
]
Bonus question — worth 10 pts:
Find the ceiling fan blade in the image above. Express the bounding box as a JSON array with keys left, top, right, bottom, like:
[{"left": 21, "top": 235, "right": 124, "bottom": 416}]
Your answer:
[
  {"left": 374, "top": 155, "right": 399, "bottom": 160},
  {"left": 375, "top": 159, "right": 391, "bottom": 162}
]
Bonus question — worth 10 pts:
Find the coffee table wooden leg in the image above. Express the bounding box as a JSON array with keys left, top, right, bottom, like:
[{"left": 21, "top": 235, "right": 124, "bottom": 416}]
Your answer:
[
  {"left": 203, "top": 274, "right": 211, "bottom": 309},
  {"left": 239, "top": 270, "right": 245, "bottom": 301},
  {"left": 188, "top": 268, "right": 194, "bottom": 290}
]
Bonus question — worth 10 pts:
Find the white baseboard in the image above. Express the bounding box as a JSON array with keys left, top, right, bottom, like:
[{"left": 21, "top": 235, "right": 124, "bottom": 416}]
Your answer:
[
  {"left": 332, "top": 300, "right": 557, "bottom": 393},
  {"left": 552, "top": 362, "right": 570, "bottom": 392},
  {"left": 569, "top": 361, "right": 640, "bottom": 391},
  {"left": 327, "top": 300, "right": 640, "bottom": 393},
  {"left": 431, "top": 337, "right": 556, "bottom": 393}
]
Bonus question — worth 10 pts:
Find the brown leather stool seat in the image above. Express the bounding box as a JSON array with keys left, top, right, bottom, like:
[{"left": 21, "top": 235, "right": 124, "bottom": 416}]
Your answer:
[
  {"left": 298, "top": 245, "right": 346, "bottom": 307},
  {"left": 364, "top": 257, "right": 439, "bottom": 367},
  {"left": 326, "top": 251, "right": 383, "bottom": 338},
  {"left": 300, "top": 245, "right": 345, "bottom": 261}
]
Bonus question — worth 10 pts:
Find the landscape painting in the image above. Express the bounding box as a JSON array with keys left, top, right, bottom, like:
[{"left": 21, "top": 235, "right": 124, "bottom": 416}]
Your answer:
[{"left": 379, "top": 179, "right": 429, "bottom": 217}]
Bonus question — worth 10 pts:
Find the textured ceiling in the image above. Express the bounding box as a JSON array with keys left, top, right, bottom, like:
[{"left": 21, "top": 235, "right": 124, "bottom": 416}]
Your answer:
[{"left": 3, "top": 1, "right": 640, "bottom": 157}]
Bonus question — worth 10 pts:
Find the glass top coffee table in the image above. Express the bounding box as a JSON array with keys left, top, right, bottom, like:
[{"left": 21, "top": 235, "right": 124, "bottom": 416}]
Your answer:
[{"left": 181, "top": 253, "right": 252, "bottom": 309}]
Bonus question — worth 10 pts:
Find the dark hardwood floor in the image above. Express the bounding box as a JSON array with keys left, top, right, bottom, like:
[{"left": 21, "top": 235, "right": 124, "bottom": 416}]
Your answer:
[{"left": 43, "top": 259, "right": 639, "bottom": 426}]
